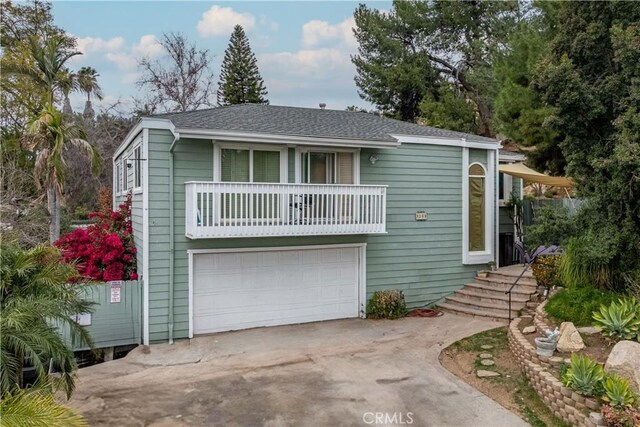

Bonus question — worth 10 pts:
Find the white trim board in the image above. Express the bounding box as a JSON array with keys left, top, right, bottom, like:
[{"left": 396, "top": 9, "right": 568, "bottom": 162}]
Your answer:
[
  {"left": 392, "top": 134, "right": 500, "bottom": 149},
  {"left": 177, "top": 128, "right": 399, "bottom": 149},
  {"left": 187, "top": 243, "right": 367, "bottom": 339},
  {"left": 142, "top": 128, "right": 150, "bottom": 345}
]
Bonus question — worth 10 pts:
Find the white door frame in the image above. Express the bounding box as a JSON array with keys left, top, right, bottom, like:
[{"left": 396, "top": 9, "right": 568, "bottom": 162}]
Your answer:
[{"left": 187, "top": 243, "right": 367, "bottom": 338}]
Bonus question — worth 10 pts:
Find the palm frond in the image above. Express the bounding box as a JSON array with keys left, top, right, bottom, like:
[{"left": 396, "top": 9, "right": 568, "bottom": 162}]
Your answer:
[{"left": 0, "top": 386, "right": 88, "bottom": 427}]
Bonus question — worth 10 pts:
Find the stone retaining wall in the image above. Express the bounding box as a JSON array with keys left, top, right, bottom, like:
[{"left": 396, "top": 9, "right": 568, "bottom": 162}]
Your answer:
[{"left": 508, "top": 304, "right": 604, "bottom": 427}]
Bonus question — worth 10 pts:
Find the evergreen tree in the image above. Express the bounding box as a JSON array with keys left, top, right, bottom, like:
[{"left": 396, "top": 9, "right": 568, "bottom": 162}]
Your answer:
[{"left": 217, "top": 25, "right": 268, "bottom": 106}]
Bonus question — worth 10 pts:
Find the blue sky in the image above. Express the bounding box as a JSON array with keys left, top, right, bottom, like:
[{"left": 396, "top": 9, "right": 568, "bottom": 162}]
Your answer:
[{"left": 51, "top": 1, "right": 391, "bottom": 114}]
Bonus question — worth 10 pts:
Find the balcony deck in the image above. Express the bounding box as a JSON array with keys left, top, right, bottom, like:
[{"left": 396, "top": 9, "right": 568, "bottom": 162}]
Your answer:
[{"left": 185, "top": 182, "right": 387, "bottom": 239}]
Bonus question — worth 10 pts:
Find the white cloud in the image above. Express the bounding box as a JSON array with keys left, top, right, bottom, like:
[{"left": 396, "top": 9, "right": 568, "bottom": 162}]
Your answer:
[
  {"left": 197, "top": 5, "right": 255, "bottom": 37},
  {"left": 260, "top": 48, "right": 352, "bottom": 79},
  {"left": 302, "top": 17, "right": 356, "bottom": 49},
  {"left": 75, "top": 36, "right": 125, "bottom": 54},
  {"left": 106, "top": 52, "right": 137, "bottom": 71},
  {"left": 132, "top": 35, "right": 163, "bottom": 58}
]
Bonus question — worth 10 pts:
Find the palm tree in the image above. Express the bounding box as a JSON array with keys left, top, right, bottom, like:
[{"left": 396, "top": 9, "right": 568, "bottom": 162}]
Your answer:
[
  {"left": 4, "top": 36, "right": 81, "bottom": 105},
  {"left": 24, "top": 105, "right": 100, "bottom": 242},
  {"left": 0, "top": 244, "right": 94, "bottom": 398},
  {"left": 58, "top": 69, "right": 78, "bottom": 117},
  {"left": 77, "top": 66, "right": 103, "bottom": 120}
]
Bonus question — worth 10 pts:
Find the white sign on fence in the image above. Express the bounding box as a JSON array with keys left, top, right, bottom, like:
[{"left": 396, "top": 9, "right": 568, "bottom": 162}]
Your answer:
[
  {"left": 76, "top": 312, "right": 92, "bottom": 326},
  {"left": 110, "top": 281, "right": 123, "bottom": 303}
]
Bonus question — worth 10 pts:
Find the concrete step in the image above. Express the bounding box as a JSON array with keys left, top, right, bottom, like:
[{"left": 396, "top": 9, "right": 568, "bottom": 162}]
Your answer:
[
  {"left": 465, "top": 282, "right": 537, "bottom": 297},
  {"left": 446, "top": 294, "right": 527, "bottom": 311},
  {"left": 453, "top": 289, "right": 530, "bottom": 307},
  {"left": 438, "top": 301, "right": 513, "bottom": 322},
  {"left": 487, "top": 269, "right": 535, "bottom": 282},
  {"left": 475, "top": 275, "right": 538, "bottom": 289}
]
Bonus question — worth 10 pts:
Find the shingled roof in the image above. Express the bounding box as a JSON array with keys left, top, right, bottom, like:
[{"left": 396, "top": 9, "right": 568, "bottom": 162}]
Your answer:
[{"left": 151, "top": 104, "right": 499, "bottom": 145}]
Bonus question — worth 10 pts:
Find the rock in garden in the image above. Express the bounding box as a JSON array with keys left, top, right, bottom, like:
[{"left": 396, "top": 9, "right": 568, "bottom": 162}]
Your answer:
[
  {"left": 480, "top": 359, "right": 495, "bottom": 366},
  {"left": 604, "top": 340, "right": 640, "bottom": 393},
  {"left": 557, "top": 322, "right": 585, "bottom": 352},
  {"left": 522, "top": 326, "right": 536, "bottom": 334},
  {"left": 480, "top": 345, "right": 494, "bottom": 350},
  {"left": 577, "top": 326, "right": 602, "bottom": 335},
  {"left": 479, "top": 353, "right": 493, "bottom": 359},
  {"left": 477, "top": 370, "right": 500, "bottom": 378}
]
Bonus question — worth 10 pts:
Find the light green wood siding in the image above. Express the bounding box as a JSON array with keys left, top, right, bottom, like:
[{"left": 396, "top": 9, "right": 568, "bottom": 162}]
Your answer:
[
  {"left": 360, "top": 145, "right": 478, "bottom": 308},
  {"left": 144, "top": 132, "right": 491, "bottom": 342},
  {"left": 114, "top": 134, "right": 144, "bottom": 277}
]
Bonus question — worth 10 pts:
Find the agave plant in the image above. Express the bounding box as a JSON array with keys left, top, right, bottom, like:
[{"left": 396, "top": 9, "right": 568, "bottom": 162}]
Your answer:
[
  {"left": 592, "top": 298, "right": 640, "bottom": 341},
  {"left": 603, "top": 373, "right": 637, "bottom": 408},
  {"left": 561, "top": 354, "right": 605, "bottom": 396}
]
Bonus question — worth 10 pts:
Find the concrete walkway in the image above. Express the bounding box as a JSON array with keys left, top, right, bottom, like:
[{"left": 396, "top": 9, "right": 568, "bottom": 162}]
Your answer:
[{"left": 70, "top": 314, "right": 527, "bottom": 427}]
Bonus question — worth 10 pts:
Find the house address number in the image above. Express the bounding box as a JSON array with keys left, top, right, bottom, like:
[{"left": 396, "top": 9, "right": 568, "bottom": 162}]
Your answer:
[{"left": 415, "top": 211, "right": 428, "bottom": 221}]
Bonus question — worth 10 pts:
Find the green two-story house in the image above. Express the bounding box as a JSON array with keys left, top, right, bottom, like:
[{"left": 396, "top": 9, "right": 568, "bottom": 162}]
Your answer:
[{"left": 113, "top": 104, "right": 521, "bottom": 345}]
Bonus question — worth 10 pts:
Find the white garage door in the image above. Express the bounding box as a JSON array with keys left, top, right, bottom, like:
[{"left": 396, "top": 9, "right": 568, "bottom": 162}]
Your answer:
[{"left": 191, "top": 245, "right": 363, "bottom": 335}]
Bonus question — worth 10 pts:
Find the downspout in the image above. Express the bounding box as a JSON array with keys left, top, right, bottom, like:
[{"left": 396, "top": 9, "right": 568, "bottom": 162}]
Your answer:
[{"left": 168, "top": 135, "right": 180, "bottom": 344}]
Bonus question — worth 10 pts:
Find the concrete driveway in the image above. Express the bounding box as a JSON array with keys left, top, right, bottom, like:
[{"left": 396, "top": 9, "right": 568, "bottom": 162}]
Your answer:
[{"left": 70, "top": 315, "right": 527, "bottom": 427}]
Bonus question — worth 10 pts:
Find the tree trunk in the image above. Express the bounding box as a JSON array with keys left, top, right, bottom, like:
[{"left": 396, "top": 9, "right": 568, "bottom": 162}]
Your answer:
[{"left": 47, "top": 186, "right": 60, "bottom": 243}]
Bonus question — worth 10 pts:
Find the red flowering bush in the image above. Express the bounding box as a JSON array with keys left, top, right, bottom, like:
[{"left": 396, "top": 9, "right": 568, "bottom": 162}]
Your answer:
[{"left": 56, "top": 193, "right": 138, "bottom": 281}]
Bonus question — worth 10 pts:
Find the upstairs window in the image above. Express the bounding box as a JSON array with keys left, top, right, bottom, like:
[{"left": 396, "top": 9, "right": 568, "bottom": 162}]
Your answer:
[
  {"left": 133, "top": 145, "right": 142, "bottom": 189},
  {"left": 220, "top": 148, "right": 281, "bottom": 183},
  {"left": 301, "top": 151, "right": 354, "bottom": 184}
]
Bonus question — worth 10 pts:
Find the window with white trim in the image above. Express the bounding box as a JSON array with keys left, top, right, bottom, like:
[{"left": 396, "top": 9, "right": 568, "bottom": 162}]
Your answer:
[
  {"left": 133, "top": 145, "right": 142, "bottom": 190},
  {"left": 299, "top": 150, "right": 356, "bottom": 184},
  {"left": 498, "top": 171, "right": 512, "bottom": 206},
  {"left": 220, "top": 147, "right": 283, "bottom": 183},
  {"left": 468, "top": 163, "right": 486, "bottom": 252},
  {"left": 115, "top": 160, "right": 122, "bottom": 194},
  {"left": 123, "top": 157, "right": 130, "bottom": 192}
]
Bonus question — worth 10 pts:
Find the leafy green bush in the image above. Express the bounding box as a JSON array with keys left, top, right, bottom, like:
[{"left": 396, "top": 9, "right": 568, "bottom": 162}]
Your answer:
[
  {"left": 545, "top": 285, "right": 619, "bottom": 326},
  {"left": 561, "top": 354, "right": 605, "bottom": 397},
  {"left": 525, "top": 206, "right": 577, "bottom": 251},
  {"left": 559, "top": 230, "right": 618, "bottom": 289},
  {"left": 603, "top": 374, "right": 638, "bottom": 408},
  {"left": 367, "top": 290, "right": 407, "bottom": 319},
  {"left": 531, "top": 255, "right": 561, "bottom": 289},
  {"left": 592, "top": 298, "right": 640, "bottom": 341}
]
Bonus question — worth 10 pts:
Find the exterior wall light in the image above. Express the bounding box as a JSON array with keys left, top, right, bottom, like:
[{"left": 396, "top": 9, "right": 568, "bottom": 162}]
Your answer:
[{"left": 369, "top": 155, "right": 379, "bottom": 165}]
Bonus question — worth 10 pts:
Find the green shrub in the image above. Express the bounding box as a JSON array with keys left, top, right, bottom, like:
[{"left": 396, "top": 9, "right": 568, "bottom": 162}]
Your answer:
[
  {"left": 592, "top": 298, "right": 640, "bottom": 341},
  {"left": 531, "top": 255, "right": 562, "bottom": 289},
  {"left": 561, "top": 354, "right": 605, "bottom": 397},
  {"left": 367, "top": 290, "right": 407, "bottom": 319},
  {"left": 545, "top": 285, "right": 619, "bottom": 326},
  {"left": 603, "top": 374, "right": 638, "bottom": 408},
  {"left": 559, "top": 230, "right": 618, "bottom": 289},
  {"left": 525, "top": 206, "right": 577, "bottom": 251}
]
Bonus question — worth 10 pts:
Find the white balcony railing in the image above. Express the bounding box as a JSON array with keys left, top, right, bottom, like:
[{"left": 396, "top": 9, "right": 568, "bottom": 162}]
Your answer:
[{"left": 185, "top": 181, "right": 387, "bottom": 239}]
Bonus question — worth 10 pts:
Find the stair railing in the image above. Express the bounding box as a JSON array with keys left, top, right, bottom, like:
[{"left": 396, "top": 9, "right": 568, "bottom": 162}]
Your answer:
[{"left": 505, "top": 245, "right": 562, "bottom": 322}]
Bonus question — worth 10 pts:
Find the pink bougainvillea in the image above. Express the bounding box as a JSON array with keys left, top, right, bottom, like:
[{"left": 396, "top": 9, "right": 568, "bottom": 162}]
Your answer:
[{"left": 56, "top": 193, "right": 138, "bottom": 281}]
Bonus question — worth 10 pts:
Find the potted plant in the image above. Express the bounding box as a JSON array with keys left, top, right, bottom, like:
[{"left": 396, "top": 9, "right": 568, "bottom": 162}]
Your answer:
[
  {"left": 477, "top": 270, "right": 489, "bottom": 278},
  {"left": 487, "top": 261, "right": 497, "bottom": 272}
]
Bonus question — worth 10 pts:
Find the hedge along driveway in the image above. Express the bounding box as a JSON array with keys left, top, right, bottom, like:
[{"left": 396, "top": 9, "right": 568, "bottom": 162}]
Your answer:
[{"left": 70, "top": 316, "right": 528, "bottom": 427}]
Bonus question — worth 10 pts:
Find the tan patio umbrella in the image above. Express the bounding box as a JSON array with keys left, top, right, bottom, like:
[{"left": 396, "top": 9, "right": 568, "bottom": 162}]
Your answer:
[{"left": 498, "top": 163, "right": 574, "bottom": 188}]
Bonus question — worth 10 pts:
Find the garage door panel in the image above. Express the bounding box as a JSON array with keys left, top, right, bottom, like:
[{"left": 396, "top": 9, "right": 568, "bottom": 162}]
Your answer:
[{"left": 192, "top": 246, "right": 361, "bottom": 335}]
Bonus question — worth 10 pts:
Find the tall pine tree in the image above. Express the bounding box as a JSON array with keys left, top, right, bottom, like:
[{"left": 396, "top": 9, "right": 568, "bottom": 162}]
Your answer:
[{"left": 217, "top": 25, "right": 268, "bottom": 106}]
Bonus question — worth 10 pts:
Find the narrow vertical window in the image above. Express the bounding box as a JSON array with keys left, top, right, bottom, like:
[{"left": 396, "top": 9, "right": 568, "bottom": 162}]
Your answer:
[
  {"left": 468, "top": 163, "right": 486, "bottom": 252},
  {"left": 134, "top": 146, "right": 142, "bottom": 189}
]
